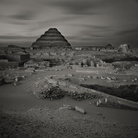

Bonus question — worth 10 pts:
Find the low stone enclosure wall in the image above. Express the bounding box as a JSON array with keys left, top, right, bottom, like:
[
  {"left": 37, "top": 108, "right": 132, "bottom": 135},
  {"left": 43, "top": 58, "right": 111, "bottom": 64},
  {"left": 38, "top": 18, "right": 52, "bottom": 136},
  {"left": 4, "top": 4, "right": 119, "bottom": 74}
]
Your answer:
[
  {"left": 34, "top": 77, "right": 138, "bottom": 110},
  {"left": 0, "top": 61, "right": 19, "bottom": 69},
  {"left": 0, "top": 52, "right": 30, "bottom": 69},
  {"left": 7, "top": 53, "right": 30, "bottom": 62}
]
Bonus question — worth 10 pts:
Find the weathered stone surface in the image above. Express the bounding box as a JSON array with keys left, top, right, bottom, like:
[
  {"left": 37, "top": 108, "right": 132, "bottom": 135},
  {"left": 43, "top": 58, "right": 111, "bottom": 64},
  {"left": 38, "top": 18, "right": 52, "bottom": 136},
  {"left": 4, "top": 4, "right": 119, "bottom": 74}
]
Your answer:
[
  {"left": 118, "top": 44, "right": 132, "bottom": 53},
  {"left": 75, "top": 106, "right": 86, "bottom": 114},
  {"left": 7, "top": 53, "right": 30, "bottom": 62},
  {"left": 24, "top": 60, "right": 50, "bottom": 68},
  {"left": 31, "top": 28, "right": 71, "bottom": 49},
  {"left": 24, "top": 60, "right": 39, "bottom": 68},
  {"left": 25, "top": 67, "right": 35, "bottom": 72},
  {"left": 0, "top": 61, "right": 19, "bottom": 69},
  {"left": 34, "top": 79, "right": 65, "bottom": 99}
]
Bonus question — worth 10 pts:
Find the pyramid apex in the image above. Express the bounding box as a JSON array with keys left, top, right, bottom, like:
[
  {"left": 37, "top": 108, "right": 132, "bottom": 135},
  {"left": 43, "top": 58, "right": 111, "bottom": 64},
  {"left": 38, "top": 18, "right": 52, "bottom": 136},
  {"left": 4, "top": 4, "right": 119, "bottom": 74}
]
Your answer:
[
  {"left": 44, "top": 28, "right": 59, "bottom": 34},
  {"left": 49, "top": 28, "right": 58, "bottom": 30}
]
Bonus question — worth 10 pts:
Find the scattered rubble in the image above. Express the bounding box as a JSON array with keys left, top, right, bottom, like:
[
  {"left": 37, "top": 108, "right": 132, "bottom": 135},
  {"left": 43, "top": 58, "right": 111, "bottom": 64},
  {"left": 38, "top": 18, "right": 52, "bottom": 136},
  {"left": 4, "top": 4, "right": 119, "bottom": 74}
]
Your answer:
[
  {"left": 34, "top": 80, "right": 65, "bottom": 99},
  {"left": 24, "top": 60, "right": 39, "bottom": 68},
  {"left": 118, "top": 44, "right": 132, "bottom": 53},
  {"left": 67, "top": 74, "right": 73, "bottom": 77},
  {"left": 59, "top": 105, "right": 86, "bottom": 114},
  {"left": 25, "top": 67, "right": 35, "bottom": 73},
  {"left": 66, "top": 91, "right": 98, "bottom": 101},
  {"left": 132, "top": 78, "right": 138, "bottom": 83},
  {"left": 0, "top": 74, "right": 26, "bottom": 86},
  {"left": 75, "top": 106, "right": 86, "bottom": 114},
  {"left": 34, "top": 79, "right": 99, "bottom": 100},
  {"left": 4, "top": 78, "right": 14, "bottom": 84},
  {"left": 24, "top": 60, "right": 50, "bottom": 69},
  {"left": 79, "top": 78, "right": 85, "bottom": 81}
]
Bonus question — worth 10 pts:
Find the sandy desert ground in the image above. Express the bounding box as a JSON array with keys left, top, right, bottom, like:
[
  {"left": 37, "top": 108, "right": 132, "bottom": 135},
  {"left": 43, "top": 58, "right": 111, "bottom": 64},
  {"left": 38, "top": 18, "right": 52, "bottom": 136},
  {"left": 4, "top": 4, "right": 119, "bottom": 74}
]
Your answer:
[{"left": 0, "top": 67, "right": 138, "bottom": 138}]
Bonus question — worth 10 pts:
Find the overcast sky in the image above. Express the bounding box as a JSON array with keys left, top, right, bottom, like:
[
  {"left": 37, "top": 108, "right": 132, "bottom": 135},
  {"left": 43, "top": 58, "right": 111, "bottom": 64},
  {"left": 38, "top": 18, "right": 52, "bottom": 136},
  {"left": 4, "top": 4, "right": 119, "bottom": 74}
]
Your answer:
[{"left": 0, "top": 0, "right": 138, "bottom": 47}]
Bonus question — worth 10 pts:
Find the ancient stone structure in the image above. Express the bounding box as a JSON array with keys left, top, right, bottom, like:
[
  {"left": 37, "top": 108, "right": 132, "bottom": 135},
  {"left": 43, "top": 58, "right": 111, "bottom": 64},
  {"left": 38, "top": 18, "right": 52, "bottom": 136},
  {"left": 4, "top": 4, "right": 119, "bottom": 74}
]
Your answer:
[
  {"left": 7, "top": 53, "right": 30, "bottom": 62},
  {"left": 118, "top": 44, "right": 132, "bottom": 53},
  {"left": 73, "top": 44, "right": 114, "bottom": 51},
  {"left": 7, "top": 45, "right": 25, "bottom": 54},
  {"left": 0, "top": 45, "right": 30, "bottom": 69},
  {"left": 31, "top": 28, "right": 72, "bottom": 50}
]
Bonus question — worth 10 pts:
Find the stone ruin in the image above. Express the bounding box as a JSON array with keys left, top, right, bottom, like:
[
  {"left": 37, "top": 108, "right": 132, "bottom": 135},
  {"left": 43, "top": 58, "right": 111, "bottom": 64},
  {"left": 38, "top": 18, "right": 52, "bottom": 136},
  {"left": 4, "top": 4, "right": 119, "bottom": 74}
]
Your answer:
[
  {"left": 0, "top": 45, "right": 30, "bottom": 70},
  {"left": 66, "top": 56, "right": 107, "bottom": 68},
  {"left": 31, "top": 28, "right": 72, "bottom": 50},
  {"left": 118, "top": 44, "right": 132, "bottom": 53},
  {"left": 73, "top": 44, "right": 114, "bottom": 51}
]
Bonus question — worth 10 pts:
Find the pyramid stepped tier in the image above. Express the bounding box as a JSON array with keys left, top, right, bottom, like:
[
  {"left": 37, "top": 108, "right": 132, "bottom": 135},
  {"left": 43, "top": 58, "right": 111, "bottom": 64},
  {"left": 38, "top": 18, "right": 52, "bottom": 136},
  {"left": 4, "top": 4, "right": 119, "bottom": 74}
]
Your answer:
[
  {"left": 37, "top": 36, "right": 67, "bottom": 41},
  {"left": 31, "top": 28, "right": 71, "bottom": 49}
]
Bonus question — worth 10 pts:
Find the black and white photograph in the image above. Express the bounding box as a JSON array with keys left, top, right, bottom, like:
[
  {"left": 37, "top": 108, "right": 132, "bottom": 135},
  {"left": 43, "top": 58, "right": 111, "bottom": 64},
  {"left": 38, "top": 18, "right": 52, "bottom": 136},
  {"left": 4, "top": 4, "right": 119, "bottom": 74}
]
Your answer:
[{"left": 0, "top": 0, "right": 138, "bottom": 137}]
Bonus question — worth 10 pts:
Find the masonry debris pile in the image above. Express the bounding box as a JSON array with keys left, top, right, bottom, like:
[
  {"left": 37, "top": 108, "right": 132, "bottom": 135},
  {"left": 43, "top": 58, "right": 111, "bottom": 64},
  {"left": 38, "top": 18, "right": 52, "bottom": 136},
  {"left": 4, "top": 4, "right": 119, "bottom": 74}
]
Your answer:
[
  {"left": 33, "top": 78, "right": 99, "bottom": 100},
  {"left": 65, "top": 56, "right": 108, "bottom": 68},
  {"left": 48, "top": 58, "right": 65, "bottom": 67},
  {"left": 24, "top": 58, "right": 65, "bottom": 72},
  {"left": 59, "top": 105, "right": 86, "bottom": 114},
  {"left": 118, "top": 44, "right": 132, "bottom": 53},
  {"left": 66, "top": 91, "right": 98, "bottom": 101},
  {"left": 24, "top": 60, "right": 50, "bottom": 69},
  {"left": 0, "top": 74, "right": 26, "bottom": 86},
  {"left": 24, "top": 60, "right": 39, "bottom": 68},
  {"left": 99, "top": 76, "right": 117, "bottom": 82},
  {"left": 34, "top": 79, "right": 65, "bottom": 99}
]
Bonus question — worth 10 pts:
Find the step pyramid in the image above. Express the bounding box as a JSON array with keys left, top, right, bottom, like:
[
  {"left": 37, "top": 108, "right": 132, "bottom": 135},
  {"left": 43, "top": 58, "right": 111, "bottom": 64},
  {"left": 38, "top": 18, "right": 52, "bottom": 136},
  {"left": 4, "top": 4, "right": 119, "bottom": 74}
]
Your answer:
[{"left": 31, "top": 28, "right": 71, "bottom": 49}]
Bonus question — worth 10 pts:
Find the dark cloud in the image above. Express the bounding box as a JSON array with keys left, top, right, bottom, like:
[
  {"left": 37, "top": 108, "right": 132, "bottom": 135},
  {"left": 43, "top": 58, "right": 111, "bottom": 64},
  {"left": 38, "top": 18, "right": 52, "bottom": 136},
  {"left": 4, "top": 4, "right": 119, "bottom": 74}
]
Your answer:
[
  {"left": 81, "top": 24, "right": 112, "bottom": 31},
  {"left": 40, "top": 16, "right": 78, "bottom": 25},
  {"left": 28, "top": 15, "right": 79, "bottom": 32},
  {"left": 80, "top": 30, "right": 108, "bottom": 38},
  {"left": 109, "top": 28, "right": 138, "bottom": 48},
  {"left": 45, "top": 0, "right": 99, "bottom": 15},
  {"left": 67, "top": 24, "right": 111, "bottom": 46},
  {"left": 116, "top": 29, "right": 138, "bottom": 36},
  {"left": 76, "top": 24, "right": 112, "bottom": 38},
  {"left": 9, "top": 11, "right": 35, "bottom": 20}
]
